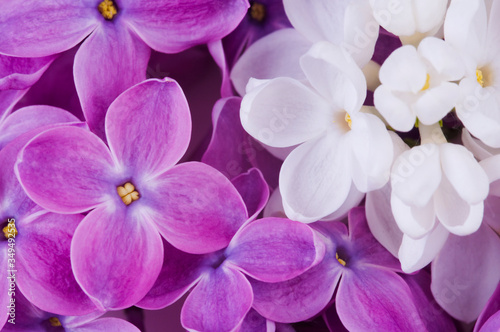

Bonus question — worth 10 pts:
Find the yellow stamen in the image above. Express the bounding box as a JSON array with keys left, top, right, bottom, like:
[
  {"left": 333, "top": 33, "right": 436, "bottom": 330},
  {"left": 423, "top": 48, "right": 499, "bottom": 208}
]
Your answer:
[
  {"left": 336, "top": 252, "right": 346, "bottom": 266},
  {"left": 250, "top": 2, "right": 266, "bottom": 22},
  {"left": 345, "top": 113, "right": 352, "bottom": 129},
  {"left": 476, "top": 69, "right": 484, "bottom": 87},
  {"left": 2, "top": 222, "right": 17, "bottom": 239},
  {"left": 98, "top": 0, "right": 118, "bottom": 20},
  {"left": 420, "top": 74, "right": 430, "bottom": 91},
  {"left": 49, "top": 317, "right": 62, "bottom": 327},
  {"left": 117, "top": 182, "right": 140, "bottom": 206}
]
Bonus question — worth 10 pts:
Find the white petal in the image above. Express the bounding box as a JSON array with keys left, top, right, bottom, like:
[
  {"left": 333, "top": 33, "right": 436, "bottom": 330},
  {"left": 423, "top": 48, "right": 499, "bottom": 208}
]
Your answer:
[
  {"left": 366, "top": 184, "right": 403, "bottom": 258},
  {"left": 462, "top": 129, "right": 500, "bottom": 161},
  {"left": 434, "top": 176, "right": 483, "bottom": 236},
  {"left": 413, "top": 0, "right": 448, "bottom": 34},
  {"left": 280, "top": 131, "right": 351, "bottom": 222},
  {"left": 240, "top": 77, "right": 332, "bottom": 148},
  {"left": 300, "top": 41, "right": 367, "bottom": 114},
  {"left": 320, "top": 182, "right": 365, "bottom": 222},
  {"left": 398, "top": 224, "right": 449, "bottom": 273},
  {"left": 439, "top": 143, "right": 489, "bottom": 204},
  {"left": 347, "top": 112, "right": 393, "bottom": 192},
  {"left": 379, "top": 45, "right": 427, "bottom": 93},
  {"left": 369, "top": 0, "right": 416, "bottom": 36},
  {"left": 480, "top": 154, "right": 500, "bottom": 184},
  {"left": 417, "top": 37, "right": 465, "bottom": 81},
  {"left": 283, "top": 0, "right": 348, "bottom": 44},
  {"left": 414, "top": 82, "right": 459, "bottom": 125},
  {"left": 230, "top": 29, "right": 311, "bottom": 96},
  {"left": 391, "top": 194, "right": 437, "bottom": 238},
  {"left": 391, "top": 144, "right": 441, "bottom": 207},
  {"left": 373, "top": 85, "right": 416, "bottom": 132}
]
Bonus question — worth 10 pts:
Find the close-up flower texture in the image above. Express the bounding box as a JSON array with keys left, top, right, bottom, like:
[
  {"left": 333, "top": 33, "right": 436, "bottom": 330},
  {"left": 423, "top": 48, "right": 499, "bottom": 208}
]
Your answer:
[{"left": 1, "top": 0, "right": 500, "bottom": 331}]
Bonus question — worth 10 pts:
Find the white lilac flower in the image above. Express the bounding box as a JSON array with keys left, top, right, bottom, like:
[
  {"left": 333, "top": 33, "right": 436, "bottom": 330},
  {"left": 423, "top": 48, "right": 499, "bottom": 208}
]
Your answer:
[
  {"left": 241, "top": 42, "right": 393, "bottom": 222},
  {"left": 369, "top": 0, "right": 448, "bottom": 45},
  {"left": 374, "top": 37, "right": 464, "bottom": 132},
  {"left": 445, "top": 0, "right": 500, "bottom": 147}
]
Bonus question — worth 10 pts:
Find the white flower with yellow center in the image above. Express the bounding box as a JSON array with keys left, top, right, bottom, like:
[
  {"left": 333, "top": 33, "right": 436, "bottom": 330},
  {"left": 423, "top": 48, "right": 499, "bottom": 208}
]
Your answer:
[
  {"left": 241, "top": 42, "right": 393, "bottom": 222},
  {"left": 374, "top": 37, "right": 464, "bottom": 132}
]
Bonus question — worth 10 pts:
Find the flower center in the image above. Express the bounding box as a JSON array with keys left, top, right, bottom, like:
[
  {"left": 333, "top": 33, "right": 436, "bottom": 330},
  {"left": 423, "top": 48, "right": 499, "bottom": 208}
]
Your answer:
[
  {"left": 117, "top": 182, "right": 140, "bottom": 206},
  {"left": 345, "top": 113, "right": 352, "bottom": 129},
  {"left": 49, "top": 317, "right": 62, "bottom": 327},
  {"left": 2, "top": 220, "right": 17, "bottom": 239},
  {"left": 98, "top": 0, "right": 118, "bottom": 20},
  {"left": 420, "top": 74, "right": 430, "bottom": 91},
  {"left": 476, "top": 69, "right": 484, "bottom": 87},
  {"left": 250, "top": 2, "right": 266, "bottom": 22},
  {"left": 336, "top": 252, "right": 347, "bottom": 266}
]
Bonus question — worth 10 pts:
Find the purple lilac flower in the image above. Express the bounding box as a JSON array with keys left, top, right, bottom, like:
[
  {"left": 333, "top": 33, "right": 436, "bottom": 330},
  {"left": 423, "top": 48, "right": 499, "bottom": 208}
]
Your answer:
[
  {"left": 15, "top": 78, "right": 252, "bottom": 311},
  {"left": 249, "top": 207, "right": 455, "bottom": 331},
  {"left": 0, "top": 117, "right": 97, "bottom": 329},
  {"left": 0, "top": 0, "right": 249, "bottom": 139},
  {"left": 2, "top": 290, "right": 139, "bottom": 332}
]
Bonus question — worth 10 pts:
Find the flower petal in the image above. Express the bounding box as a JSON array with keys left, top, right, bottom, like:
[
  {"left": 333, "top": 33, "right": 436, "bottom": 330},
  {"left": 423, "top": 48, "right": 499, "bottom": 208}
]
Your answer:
[
  {"left": 74, "top": 25, "right": 150, "bottom": 140},
  {"left": 0, "top": 0, "right": 97, "bottom": 57},
  {"left": 239, "top": 309, "right": 268, "bottom": 332},
  {"left": 240, "top": 77, "right": 331, "bottom": 148},
  {"left": 71, "top": 317, "right": 141, "bottom": 332},
  {"left": 280, "top": 132, "right": 352, "bottom": 222},
  {"left": 231, "top": 168, "right": 269, "bottom": 221},
  {"left": 137, "top": 239, "right": 207, "bottom": 310},
  {"left": 17, "top": 212, "right": 96, "bottom": 316},
  {"left": 0, "top": 54, "right": 56, "bottom": 90},
  {"left": 431, "top": 223, "right": 500, "bottom": 323},
  {"left": 336, "top": 267, "right": 424, "bottom": 331},
  {"left": 142, "top": 162, "right": 248, "bottom": 254},
  {"left": 106, "top": 78, "right": 191, "bottom": 179},
  {"left": 474, "top": 282, "right": 500, "bottom": 332},
  {"left": 123, "top": 0, "right": 248, "bottom": 54},
  {"left": 71, "top": 205, "right": 163, "bottom": 310},
  {"left": 373, "top": 84, "right": 416, "bottom": 132},
  {"left": 0, "top": 105, "right": 80, "bottom": 150},
  {"left": 15, "top": 126, "right": 117, "bottom": 214},
  {"left": 251, "top": 259, "right": 341, "bottom": 323},
  {"left": 230, "top": 29, "right": 311, "bottom": 96},
  {"left": 226, "top": 218, "right": 325, "bottom": 282},
  {"left": 181, "top": 267, "right": 253, "bottom": 332},
  {"left": 391, "top": 194, "right": 437, "bottom": 238}
]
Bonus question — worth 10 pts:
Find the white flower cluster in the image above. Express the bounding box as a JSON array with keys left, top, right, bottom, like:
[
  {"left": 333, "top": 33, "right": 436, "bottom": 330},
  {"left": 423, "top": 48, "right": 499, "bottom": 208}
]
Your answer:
[{"left": 232, "top": 0, "right": 500, "bottom": 322}]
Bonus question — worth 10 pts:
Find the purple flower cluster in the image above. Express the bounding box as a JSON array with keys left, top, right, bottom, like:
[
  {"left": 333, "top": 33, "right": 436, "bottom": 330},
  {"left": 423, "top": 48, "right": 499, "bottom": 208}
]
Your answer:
[{"left": 0, "top": 1, "right": 499, "bottom": 332}]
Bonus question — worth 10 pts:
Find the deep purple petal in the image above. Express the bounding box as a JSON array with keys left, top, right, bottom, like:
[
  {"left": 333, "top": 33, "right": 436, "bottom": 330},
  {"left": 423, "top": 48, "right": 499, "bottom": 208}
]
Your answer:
[
  {"left": 15, "top": 126, "right": 118, "bottom": 213},
  {"left": 401, "top": 271, "right": 456, "bottom": 332},
  {"left": 207, "top": 41, "right": 233, "bottom": 98},
  {"left": 17, "top": 212, "right": 96, "bottom": 316},
  {"left": 0, "top": 90, "right": 27, "bottom": 122},
  {"left": 431, "top": 223, "right": 500, "bottom": 323},
  {"left": 0, "top": 54, "right": 56, "bottom": 90},
  {"left": 479, "top": 312, "right": 500, "bottom": 332},
  {"left": 123, "top": 0, "right": 249, "bottom": 53},
  {"left": 226, "top": 217, "right": 325, "bottom": 282},
  {"left": 231, "top": 168, "right": 269, "bottom": 221},
  {"left": 0, "top": 105, "right": 80, "bottom": 150},
  {"left": 181, "top": 267, "right": 253, "bottom": 332},
  {"left": 106, "top": 78, "right": 191, "bottom": 178},
  {"left": 336, "top": 267, "right": 424, "bottom": 331},
  {"left": 67, "top": 317, "right": 141, "bottom": 332},
  {"left": 347, "top": 207, "right": 401, "bottom": 271},
  {"left": 201, "top": 97, "right": 282, "bottom": 187},
  {"left": 0, "top": 1, "right": 97, "bottom": 57},
  {"left": 251, "top": 259, "right": 341, "bottom": 323},
  {"left": 0, "top": 290, "right": 47, "bottom": 331},
  {"left": 475, "top": 282, "right": 500, "bottom": 332},
  {"left": 0, "top": 254, "right": 9, "bottom": 329},
  {"left": 71, "top": 205, "right": 163, "bottom": 310},
  {"left": 239, "top": 308, "right": 269, "bottom": 332},
  {"left": 74, "top": 24, "right": 150, "bottom": 139},
  {"left": 142, "top": 162, "right": 248, "bottom": 254},
  {"left": 137, "top": 239, "right": 208, "bottom": 310}
]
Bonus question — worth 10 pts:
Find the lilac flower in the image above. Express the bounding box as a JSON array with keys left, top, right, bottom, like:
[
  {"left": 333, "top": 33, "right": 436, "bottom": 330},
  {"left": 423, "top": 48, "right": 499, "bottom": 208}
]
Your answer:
[
  {"left": 0, "top": 0, "right": 249, "bottom": 138},
  {"left": 0, "top": 117, "right": 97, "bottom": 329},
  {"left": 202, "top": 97, "right": 282, "bottom": 188},
  {"left": 0, "top": 54, "right": 56, "bottom": 119},
  {"left": 2, "top": 291, "right": 139, "bottom": 332},
  {"left": 15, "top": 78, "right": 251, "bottom": 311},
  {"left": 474, "top": 282, "right": 500, "bottom": 332},
  {"left": 249, "top": 207, "right": 454, "bottom": 331},
  {"left": 138, "top": 213, "right": 324, "bottom": 332}
]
